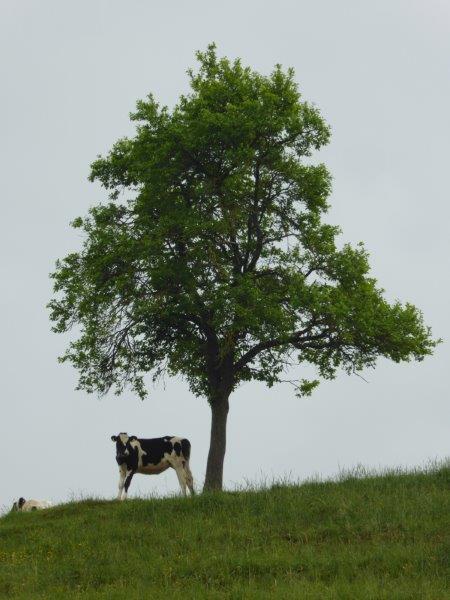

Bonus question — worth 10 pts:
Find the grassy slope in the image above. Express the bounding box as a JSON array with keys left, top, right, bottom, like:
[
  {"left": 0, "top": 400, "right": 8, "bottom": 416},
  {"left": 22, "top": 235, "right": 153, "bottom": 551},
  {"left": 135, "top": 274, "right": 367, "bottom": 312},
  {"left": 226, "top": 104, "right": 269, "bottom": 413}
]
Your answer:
[{"left": 0, "top": 466, "right": 448, "bottom": 599}]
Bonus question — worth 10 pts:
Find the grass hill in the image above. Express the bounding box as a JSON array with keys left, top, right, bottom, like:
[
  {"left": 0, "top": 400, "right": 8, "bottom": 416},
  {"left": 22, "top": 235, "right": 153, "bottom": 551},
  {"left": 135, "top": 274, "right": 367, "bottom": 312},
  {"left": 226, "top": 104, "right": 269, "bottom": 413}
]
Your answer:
[{"left": 0, "top": 465, "right": 448, "bottom": 599}]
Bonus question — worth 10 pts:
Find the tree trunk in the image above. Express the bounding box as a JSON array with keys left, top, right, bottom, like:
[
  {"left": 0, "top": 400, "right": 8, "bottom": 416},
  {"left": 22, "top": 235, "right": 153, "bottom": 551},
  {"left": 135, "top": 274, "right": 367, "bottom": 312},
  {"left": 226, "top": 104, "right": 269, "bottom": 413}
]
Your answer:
[{"left": 203, "top": 392, "right": 230, "bottom": 491}]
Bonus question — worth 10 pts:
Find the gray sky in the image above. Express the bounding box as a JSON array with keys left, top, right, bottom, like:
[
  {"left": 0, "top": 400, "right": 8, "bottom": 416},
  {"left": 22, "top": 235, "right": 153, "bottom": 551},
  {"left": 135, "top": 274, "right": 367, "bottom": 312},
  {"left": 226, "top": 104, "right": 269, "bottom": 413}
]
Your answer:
[{"left": 1, "top": 0, "right": 449, "bottom": 508}]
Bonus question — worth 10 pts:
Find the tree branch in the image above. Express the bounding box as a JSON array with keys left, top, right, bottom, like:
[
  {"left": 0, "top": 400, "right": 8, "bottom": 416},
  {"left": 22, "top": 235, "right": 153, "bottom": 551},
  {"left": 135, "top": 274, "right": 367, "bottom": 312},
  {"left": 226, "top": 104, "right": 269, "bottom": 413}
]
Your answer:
[{"left": 233, "top": 322, "right": 328, "bottom": 373}]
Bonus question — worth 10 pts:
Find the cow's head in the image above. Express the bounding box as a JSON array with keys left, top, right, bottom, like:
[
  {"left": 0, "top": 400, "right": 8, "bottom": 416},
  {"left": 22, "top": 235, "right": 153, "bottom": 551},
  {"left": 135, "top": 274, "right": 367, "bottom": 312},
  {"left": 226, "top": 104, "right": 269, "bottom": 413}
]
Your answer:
[
  {"left": 12, "top": 497, "right": 26, "bottom": 511},
  {"left": 111, "top": 433, "right": 137, "bottom": 461}
]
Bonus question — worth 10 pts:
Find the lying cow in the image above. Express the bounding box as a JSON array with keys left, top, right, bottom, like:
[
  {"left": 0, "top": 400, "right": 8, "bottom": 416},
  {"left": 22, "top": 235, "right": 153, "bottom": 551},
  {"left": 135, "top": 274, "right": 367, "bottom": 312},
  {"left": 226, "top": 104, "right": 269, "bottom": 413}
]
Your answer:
[
  {"left": 111, "top": 433, "right": 195, "bottom": 499},
  {"left": 12, "top": 497, "right": 52, "bottom": 512}
]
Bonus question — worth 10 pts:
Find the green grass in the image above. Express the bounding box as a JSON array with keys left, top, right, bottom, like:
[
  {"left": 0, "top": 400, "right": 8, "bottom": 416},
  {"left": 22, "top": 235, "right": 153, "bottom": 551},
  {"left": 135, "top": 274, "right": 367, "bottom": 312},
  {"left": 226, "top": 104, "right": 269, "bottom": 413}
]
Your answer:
[{"left": 1, "top": 464, "right": 448, "bottom": 599}]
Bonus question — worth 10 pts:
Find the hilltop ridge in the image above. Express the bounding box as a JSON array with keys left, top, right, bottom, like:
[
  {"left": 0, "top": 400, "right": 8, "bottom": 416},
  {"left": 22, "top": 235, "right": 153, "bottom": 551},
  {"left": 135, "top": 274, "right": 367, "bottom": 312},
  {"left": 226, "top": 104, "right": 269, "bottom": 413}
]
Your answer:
[{"left": 0, "top": 465, "right": 448, "bottom": 599}]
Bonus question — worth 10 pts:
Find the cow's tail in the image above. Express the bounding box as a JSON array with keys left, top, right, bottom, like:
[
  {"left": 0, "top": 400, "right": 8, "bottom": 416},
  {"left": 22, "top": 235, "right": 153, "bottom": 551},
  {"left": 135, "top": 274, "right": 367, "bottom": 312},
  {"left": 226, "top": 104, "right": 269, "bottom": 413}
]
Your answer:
[{"left": 181, "top": 438, "right": 191, "bottom": 461}]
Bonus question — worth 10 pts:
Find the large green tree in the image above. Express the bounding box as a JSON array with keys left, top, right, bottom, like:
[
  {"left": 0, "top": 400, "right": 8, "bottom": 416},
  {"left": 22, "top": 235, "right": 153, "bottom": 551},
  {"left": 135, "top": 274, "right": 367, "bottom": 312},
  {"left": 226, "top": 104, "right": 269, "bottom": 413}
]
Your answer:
[{"left": 49, "top": 45, "right": 437, "bottom": 491}]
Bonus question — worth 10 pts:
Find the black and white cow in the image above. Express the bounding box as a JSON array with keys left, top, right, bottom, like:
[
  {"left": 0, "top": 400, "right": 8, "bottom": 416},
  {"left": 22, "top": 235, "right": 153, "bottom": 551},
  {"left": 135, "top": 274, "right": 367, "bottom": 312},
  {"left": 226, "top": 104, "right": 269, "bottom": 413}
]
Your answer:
[
  {"left": 111, "top": 433, "right": 195, "bottom": 499},
  {"left": 12, "top": 497, "right": 52, "bottom": 512}
]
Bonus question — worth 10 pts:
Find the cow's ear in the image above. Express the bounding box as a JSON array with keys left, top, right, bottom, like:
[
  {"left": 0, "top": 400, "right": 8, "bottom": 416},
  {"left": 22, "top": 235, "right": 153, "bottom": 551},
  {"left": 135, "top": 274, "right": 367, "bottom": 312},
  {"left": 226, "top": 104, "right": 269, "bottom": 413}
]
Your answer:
[
  {"left": 129, "top": 436, "right": 137, "bottom": 442},
  {"left": 18, "top": 498, "right": 26, "bottom": 508},
  {"left": 111, "top": 435, "right": 117, "bottom": 442}
]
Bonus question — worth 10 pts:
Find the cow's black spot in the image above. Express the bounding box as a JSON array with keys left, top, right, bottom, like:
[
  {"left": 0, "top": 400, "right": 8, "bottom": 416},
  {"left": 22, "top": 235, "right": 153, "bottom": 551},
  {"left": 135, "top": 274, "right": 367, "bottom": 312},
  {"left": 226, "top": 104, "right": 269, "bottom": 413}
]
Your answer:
[
  {"left": 124, "top": 471, "right": 135, "bottom": 492},
  {"left": 139, "top": 438, "right": 173, "bottom": 466},
  {"left": 174, "top": 442, "right": 182, "bottom": 456},
  {"left": 181, "top": 438, "right": 191, "bottom": 461}
]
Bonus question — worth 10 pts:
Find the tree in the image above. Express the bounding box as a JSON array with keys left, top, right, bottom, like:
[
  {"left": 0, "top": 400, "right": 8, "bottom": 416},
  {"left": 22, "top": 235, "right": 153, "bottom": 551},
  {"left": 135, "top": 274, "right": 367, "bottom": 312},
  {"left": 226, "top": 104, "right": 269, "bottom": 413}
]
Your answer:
[{"left": 49, "top": 45, "right": 437, "bottom": 491}]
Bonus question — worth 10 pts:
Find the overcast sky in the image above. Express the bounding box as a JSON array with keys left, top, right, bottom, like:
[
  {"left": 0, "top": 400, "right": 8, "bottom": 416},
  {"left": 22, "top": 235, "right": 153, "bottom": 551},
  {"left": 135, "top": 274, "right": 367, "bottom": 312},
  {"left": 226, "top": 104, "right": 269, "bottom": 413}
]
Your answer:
[{"left": 1, "top": 0, "right": 449, "bottom": 509}]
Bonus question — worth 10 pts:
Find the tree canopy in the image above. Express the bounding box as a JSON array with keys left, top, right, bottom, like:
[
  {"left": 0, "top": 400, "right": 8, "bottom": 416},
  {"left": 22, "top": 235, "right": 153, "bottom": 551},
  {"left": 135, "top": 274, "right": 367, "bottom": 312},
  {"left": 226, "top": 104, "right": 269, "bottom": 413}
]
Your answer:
[{"left": 49, "top": 45, "right": 437, "bottom": 489}]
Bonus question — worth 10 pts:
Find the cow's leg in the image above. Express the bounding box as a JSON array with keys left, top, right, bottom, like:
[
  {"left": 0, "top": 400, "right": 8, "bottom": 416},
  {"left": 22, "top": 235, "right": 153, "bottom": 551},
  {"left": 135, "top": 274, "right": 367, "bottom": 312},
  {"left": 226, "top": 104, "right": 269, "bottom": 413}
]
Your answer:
[
  {"left": 122, "top": 469, "right": 135, "bottom": 500},
  {"left": 183, "top": 461, "right": 195, "bottom": 496},
  {"left": 174, "top": 466, "right": 187, "bottom": 497},
  {"left": 117, "top": 464, "right": 126, "bottom": 500}
]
